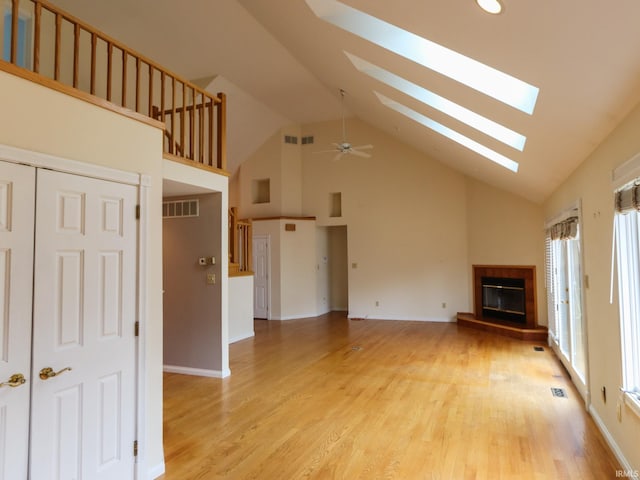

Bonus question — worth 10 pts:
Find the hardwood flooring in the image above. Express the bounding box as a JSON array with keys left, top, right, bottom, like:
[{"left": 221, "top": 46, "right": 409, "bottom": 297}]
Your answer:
[{"left": 160, "top": 312, "right": 620, "bottom": 479}]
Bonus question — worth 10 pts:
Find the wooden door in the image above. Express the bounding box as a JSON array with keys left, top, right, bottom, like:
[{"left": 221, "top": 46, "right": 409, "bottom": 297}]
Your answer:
[
  {"left": 30, "top": 169, "right": 138, "bottom": 480},
  {"left": 0, "top": 161, "right": 34, "bottom": 480}
]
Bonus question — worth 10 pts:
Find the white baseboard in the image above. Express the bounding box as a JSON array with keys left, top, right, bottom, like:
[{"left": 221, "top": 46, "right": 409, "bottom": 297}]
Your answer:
[
  {"left": 347, "top": 314, "right": 455, "bottom": 323},
  {"left": 163, "top": 365, "right": 230, "bottom": 378},
  {"left": 229, "top": 331, "right": 255, "bottom": 344},
  {"left": 589, "top": 405, "right": 633, "bottom": 471},
  {"left": 147, "top": 461, "right": 166, "bottom": 480}
]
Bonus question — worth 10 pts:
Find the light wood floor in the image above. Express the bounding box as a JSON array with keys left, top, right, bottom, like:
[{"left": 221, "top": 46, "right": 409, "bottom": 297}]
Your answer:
[{"left": 160, "top": 312, "right": 620, "bottom": 479}]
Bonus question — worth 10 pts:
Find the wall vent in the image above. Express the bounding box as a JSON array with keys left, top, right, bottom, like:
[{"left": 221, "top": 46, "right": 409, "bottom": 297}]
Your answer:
[
  {"left": 301, "top": 135, "right": 314, "bottom": 145},
  {"left": 284, "top": 135, "right": 298, "bottom": 144},
  {"left": 162, "top": 199, "right": 199, "bottom": 218}
]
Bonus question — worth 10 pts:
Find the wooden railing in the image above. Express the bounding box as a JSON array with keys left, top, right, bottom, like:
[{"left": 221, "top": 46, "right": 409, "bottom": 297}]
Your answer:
[
  {"left": 1, "top": 0, "right": 226, "bottom": 171},
  {"left": 229, "top": 207, "right": 253, "bottom": 276}
]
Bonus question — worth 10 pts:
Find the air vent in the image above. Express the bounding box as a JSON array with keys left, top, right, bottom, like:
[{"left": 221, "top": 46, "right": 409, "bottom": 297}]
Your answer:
[
  {"left": 551, "top": 387, "right": 567, "bottom": 398},
  {"left": 301, "top": 135, "right": 314, "bottom": 145},
  {"left": 534, "top": 346, "right": 544, "bottom": 352},
  {"left": 284, "top": 135, "right": 298, "bottom": 144},
  {"left": 162, "top": 199, "right": 199, "bottom": 218}
]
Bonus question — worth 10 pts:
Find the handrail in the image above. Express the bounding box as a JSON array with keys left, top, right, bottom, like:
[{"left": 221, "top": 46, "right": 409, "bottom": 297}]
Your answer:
[{"left": 2, "top": 0, "right": 226, "bottom": 172}]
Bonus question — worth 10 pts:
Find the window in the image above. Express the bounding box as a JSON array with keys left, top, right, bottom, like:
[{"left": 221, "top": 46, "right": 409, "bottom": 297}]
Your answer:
[
  {"left": 2, "top": 4, "right": 32, "bottom": 68},
  {"left": 614, "top": 186, "right": 640, "bottom": 414}
]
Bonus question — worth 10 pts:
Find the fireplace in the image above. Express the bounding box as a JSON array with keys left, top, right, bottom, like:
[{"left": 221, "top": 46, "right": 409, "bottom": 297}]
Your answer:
[
  {"left": 481, "top": 276, "right": 526, "bottom": 324},
  {"left": 473, "top": 265, "right": 537, "bottom": 329}
]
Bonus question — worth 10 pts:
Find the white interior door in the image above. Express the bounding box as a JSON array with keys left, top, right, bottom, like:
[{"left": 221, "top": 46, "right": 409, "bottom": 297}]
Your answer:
[
  {"left": 0, "top": 161, "right": 34, "bottom": 480},
  {"left": 30, "top": 169, "right": 138, "bottom": 480},
  {"left": 253, "top": 236, "right": 269, "bottom": 319}
]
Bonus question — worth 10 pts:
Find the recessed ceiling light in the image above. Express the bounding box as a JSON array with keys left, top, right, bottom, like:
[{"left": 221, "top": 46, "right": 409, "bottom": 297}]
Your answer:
[{"left": 476, "top": 0, "right": 503, "bottom": 14}]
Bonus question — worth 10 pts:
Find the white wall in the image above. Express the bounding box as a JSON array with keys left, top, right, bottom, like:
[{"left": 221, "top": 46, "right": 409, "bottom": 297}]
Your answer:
[
  {"left": 544, "top": 102, "right": 640, "bottom": 472},
  {"left": 229, "top": 275, "right": 255, "bottom": 343},
  {"left": 0, "top": 69, "right": 165, "bottom": 477},
  {"left": 302, "top": 118, "right": 470, "bottom": 321}
]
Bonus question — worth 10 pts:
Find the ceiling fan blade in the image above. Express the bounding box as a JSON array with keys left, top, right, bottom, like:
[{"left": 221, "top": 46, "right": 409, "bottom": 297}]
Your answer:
[
  {"left": 349, "top": 149, "right": 372, "bottom": 158},
  {"left": 332, "top": 152, "right": 345, "bottom": 162},
  {"left": 314, "top": 149, "right": 340, "bottom": 154},
  {"left": 351, "top": 144, "right": 374, "bottom": 150}
]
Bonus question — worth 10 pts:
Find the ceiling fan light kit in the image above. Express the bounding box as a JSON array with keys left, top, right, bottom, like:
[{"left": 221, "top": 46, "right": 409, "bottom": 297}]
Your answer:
[{"left": 476, "top": 0, "right": 503, "bottom": 15}]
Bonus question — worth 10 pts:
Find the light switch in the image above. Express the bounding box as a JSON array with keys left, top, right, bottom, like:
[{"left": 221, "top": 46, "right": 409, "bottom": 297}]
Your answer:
[{"left": 206, "top": 273, "right": 216, "bottom": 285}]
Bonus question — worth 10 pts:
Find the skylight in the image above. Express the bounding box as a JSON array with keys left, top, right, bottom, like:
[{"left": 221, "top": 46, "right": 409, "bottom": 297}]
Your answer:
[
  {"left": 375, "top": 92, "right": 519, "bottom": 172},
  {"left": 305, "top": 0, "right": 539, "bottom": 114},
  {"left": 344, "top": 52, "right": 526, "bottom": 151}
]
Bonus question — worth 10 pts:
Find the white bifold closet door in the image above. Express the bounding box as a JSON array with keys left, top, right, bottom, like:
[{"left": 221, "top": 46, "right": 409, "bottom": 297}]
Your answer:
[{"left": 0, "top": 161, "right": 138, "bottom": 480}]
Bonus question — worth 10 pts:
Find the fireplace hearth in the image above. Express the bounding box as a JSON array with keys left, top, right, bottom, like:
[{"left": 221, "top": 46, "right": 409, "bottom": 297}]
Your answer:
[{"left": 457, "top": 265, "right": 545, "bottom": 341}]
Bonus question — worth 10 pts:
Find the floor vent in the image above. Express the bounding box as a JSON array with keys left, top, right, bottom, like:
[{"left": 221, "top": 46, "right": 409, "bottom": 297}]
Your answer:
[
  {"left": 534, "top": 346, "right": 544, "bottom": 352},
  {"left": 162, "top": 199, "right": 199, "bottom": 218},
  {"left": 351, "top": 346, "right": 362, "bottom": 351},
  {"left": 551, "top": 387, "right": 567, "bottom": 398}
]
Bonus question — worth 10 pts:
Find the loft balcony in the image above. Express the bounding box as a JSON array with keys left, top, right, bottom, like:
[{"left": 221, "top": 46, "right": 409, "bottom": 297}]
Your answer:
[{"left": 0, "top": 0, "right": 227, "bottom": 174}]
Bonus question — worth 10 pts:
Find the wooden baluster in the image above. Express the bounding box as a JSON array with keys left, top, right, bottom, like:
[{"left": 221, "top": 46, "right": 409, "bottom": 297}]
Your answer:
[
  {"left": 10, "top": 0, "right": 19, "bottom": 64},
  {"left": 170, "top": 76, "right": 176, "bottom": 154},
  {"left": 230, "top": 208, "right": 238, "bottom": 264},
  {"left": 135, "top": 57, "right": 140, "bottom": 113},
  {"left": 199, "top": 92, "right": 205, "bottom": 163},
  {"left": 106, "top": 42, "right": 113, "bottom": 101},
  {"left": 181, "top": 82, "right": 186, "bottom": 158},
  {"left": 247, "top": 221, "right": 253, "bottom": 272},
  {"left": 33, "top": 1, "right": 41, "bottom": 73},
  {"left": 160, "top": 72, "right": 166, "bottom": 123},
  {"left": 54, "top": 13, "right": 61, "bottom": 80},
  {"left": 148, "top": 64, "right": 154, "bottom": 117},
  {"left": 190, "top": 87, "right": 195, "bottom": 160},
  {"left": 73, "top": 23, "right": 80, "bottom": 88},
  {"left": 217, "top": 92, "right": 227, "bottom": 171},
  {"left": 208, "top": 98, "right": 214, "bottom": 167},
  {"left": 122, "top": 50, "right": 127, "bottom": 107},
  {"left": 90, "top": 33, "right": 97, "bottom": 94}
]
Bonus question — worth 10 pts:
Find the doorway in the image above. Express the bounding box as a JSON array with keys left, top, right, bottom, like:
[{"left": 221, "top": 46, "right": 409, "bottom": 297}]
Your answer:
[{"left": 547, "top": 214, "right": 588, "bottom": 402}]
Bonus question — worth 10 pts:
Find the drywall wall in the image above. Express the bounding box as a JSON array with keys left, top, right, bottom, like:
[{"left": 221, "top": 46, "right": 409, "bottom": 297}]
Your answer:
[
  {"left": 163, "top": 193, "right": 223, "bottom": 374},
  {"left": 544, "top": 101, "right": 640, "bottom": 471},
  {"left": 229, "top": 275, "right": 255, "bottom": 343},
  {"left": 465, "top": 178, "right": 547, "bottom": 325},
  {"left": 302, "top": 118, "right": 470, "bottom": 321},
  {"left": 0, "top": 69, "right": 165, "bottom": 476}
]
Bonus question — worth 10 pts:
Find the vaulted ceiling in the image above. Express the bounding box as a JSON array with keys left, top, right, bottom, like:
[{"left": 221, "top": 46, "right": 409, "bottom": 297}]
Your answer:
[{"left": 50, "top": 0, "right": 640, "bottom": 203}]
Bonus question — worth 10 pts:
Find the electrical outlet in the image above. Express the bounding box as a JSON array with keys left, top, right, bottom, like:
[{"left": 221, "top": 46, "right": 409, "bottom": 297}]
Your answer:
[
  {"left": 442, "top": 302, "right": 447, "bottom": 309},
  {"left": 375, "top": 301, "right": 379, "bottom": 307}
]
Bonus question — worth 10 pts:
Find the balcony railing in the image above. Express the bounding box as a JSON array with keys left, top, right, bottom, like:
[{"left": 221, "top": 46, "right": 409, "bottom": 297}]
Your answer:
[
  {"left": 1, "top": 0, "right": 226, "bottom": 172},
  {"left": 229, "top": 207, "right": 253, "bottom": 276}
]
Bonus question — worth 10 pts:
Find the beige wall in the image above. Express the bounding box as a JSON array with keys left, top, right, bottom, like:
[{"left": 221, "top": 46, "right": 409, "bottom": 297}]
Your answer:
[
  {"left": 163, "top": 193, "right": 223, "bottom": 373},
  {"left": 544, "top": 103, "right": 640, "bottom": 471},
  {"left": 0, "top": 70, "right": 165, "bottom": 475},
  {"left": 302, "top": 118, "right": 470, "bottom": 321},
  {"left": 465, "top": 178, "right": 547, "bottom": 324}
]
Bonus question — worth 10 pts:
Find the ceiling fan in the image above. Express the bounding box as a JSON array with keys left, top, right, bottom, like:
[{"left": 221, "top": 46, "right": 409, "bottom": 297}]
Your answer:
[{"left": 315, "top": 89, "right": 373, "bottom": 161}]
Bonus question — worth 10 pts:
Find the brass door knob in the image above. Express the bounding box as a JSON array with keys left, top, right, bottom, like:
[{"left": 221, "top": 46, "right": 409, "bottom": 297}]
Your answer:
[
  {"left": 39, "top": 367, "right": 72, "bottom": 380},
  {"left": 0, "top": 373, "right": 26, "bottom": 388}
]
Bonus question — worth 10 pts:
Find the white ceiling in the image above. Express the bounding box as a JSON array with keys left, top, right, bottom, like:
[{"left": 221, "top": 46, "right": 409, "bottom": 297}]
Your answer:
[{"left": 50, "top": 0, "right": 640, "bottom": 203}]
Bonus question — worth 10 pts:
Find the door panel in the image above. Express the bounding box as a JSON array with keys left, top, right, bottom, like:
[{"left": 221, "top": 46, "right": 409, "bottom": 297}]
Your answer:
[
  {"left": 0, "top": 161, "right": 34, "bottom": 480},
  {"left": 30, "top": 169, "right": 137, "bottom": 480}
]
